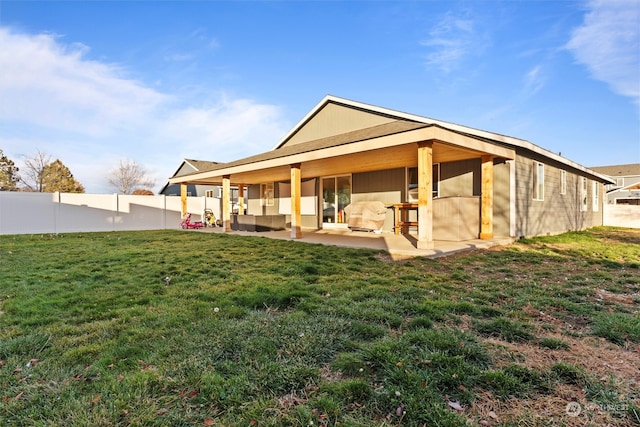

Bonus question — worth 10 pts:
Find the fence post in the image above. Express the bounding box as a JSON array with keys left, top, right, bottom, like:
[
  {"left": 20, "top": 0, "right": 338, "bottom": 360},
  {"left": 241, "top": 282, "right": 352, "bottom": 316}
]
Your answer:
[
  {"left": 113, "top": 193, "right": 119, "bottom": 231},
  {"left": 53, "top": 192, "right": 61, "bottom": 234}
]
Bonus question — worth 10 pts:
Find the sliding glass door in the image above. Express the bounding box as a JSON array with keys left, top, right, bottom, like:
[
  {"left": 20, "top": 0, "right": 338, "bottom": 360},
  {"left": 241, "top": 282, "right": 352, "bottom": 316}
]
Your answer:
[{"left": 321, "top": 175, "right": 351, "bottom": 228}]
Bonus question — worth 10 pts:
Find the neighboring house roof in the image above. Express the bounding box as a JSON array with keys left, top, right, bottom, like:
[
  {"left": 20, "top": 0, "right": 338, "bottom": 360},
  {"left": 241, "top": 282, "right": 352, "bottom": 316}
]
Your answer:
[
  {"left": 160, "top": 159, "right": 221, "bottom": 194},
  {"left": 171, "top": 159, "right": 221, "bottom": 178},
  {"left": 169, "top": 95, "right": 615, "bottom": 186},
  {"left": 590, "top": 163, "right": 640, "bottom": 177}
]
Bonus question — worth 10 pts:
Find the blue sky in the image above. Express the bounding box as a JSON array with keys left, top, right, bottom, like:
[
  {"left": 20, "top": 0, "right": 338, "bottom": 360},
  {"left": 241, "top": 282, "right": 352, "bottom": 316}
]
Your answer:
[{"left": 1, "top": 0, "right": 639, "bottom": 193}]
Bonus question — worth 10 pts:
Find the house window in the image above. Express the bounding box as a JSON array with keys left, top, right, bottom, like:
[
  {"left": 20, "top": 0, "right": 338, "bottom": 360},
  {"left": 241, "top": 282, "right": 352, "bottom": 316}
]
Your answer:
[
  {"left": 205, "top": 190, "right": 215, "bottom": 198},
  {"left": 560, "top": 170, "right": 567, "bottom": 195},
  {"left": 407, "top": 164, "right": 439, "bottom": 202},
  {"left": 592, "top": 181, "right": 599, "bottom": 211},
  {"left": 581, "top": 177, "right": 588, "bottom": 211},
  {"left": 261, "top": 182, "right": 274, "bottom": 206},
  {"left": 533, "top": 162, "right": 544, "bottom": 200}
]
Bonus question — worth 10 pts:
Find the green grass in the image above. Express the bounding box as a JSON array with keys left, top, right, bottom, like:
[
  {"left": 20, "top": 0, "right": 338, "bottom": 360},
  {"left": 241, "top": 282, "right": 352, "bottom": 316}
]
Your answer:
[{"left": 0, "top": 227, "right": 639, "bottom": 426}]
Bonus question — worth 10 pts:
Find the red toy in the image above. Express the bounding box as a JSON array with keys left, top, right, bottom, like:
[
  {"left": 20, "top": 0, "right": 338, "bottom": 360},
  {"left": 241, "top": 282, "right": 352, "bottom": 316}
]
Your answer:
[{"left": 180, "top": 213, "right": 204, "bottom": 229}]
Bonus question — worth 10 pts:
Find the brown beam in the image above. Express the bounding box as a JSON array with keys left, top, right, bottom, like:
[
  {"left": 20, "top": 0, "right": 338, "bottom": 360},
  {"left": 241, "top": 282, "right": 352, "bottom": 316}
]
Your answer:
[
  {"left": 290, "top": 163, "right": 302, "bottom": 238},
  {"left": 480, "top": 155, "right": 494, "bottom": 239},
  {"left": 417, "top": 141, "right": 434, "bottom": 249},
  {"left": 238, "top": 185, "right": 245, "bottom": 215},
  {"left": 180, "top": 183, "right": 187, "bottom": 218},
  {"left": 222, "top": 175, "right": 231, "bottom": 232}
]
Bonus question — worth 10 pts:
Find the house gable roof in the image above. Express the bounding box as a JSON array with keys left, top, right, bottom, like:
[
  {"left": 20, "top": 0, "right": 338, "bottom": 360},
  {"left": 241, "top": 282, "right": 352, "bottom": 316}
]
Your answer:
[
  {"left": 190, "top": 120, "right": 429, "bottom": 174},
  {"left": 590, "top": 163, "right": 640, "bottom": 178},
  {"left": 171, "top": 159, "right": 221, "bottom": 178},
  {"left": 168, "top": 95, "right": 615, "bottom": 185},
  {"left": 159, "top": 159, "right": 222, "bottom": 194},
  {"left": 271, "top": 95, "right": 614, "bottom": 184},
  {"left": 274, "top": 95, "right": 529, "bottom": 150}
]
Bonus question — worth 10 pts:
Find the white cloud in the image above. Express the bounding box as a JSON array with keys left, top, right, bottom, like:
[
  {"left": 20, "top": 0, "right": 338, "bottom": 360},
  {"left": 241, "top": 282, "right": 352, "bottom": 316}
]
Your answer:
[
  {"left": 523, "top": 65, "right": 546, "bottom": 96},
  {"left": 0, "top": 27, "right": 290, "bottom": 193},
  {"left": 0, "top": 28, "right": 167, "bottom": 137},
  {"left": 421, "top": 11, "right": 486, "bottom": 73},
  {"left": 566, "top": 0, "right": 640, "bottom": 107},
  {"left": 160, "top": 97, "right": 288, "bottom": 161}
]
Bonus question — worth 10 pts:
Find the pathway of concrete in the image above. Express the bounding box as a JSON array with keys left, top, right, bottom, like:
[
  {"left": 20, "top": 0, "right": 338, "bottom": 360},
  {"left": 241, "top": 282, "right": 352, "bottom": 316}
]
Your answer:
[{"left": 198, "top": 227, "right": 514, "bottom": 260}]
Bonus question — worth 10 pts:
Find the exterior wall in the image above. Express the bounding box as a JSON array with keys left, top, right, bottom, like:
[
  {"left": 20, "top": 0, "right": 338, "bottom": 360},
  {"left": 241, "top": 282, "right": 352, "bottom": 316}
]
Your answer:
[
  {"left": 350, "top": 163, "right": 484, "bottom": 238},
  {"left": 352, "top": 168, "right": 404, "bottom": 231},
  {"left": 247, "top": 184, "right": 281, "bottom": 216},
  {"left": 439, "top": 159, "right": 480, "bottom": 197},
  {"left": 284, "top": 103, "right": 395, "bottom": 146},
  {"left": 433, "top": 197, "right": 479, "bottom": 240},
  {"left": 493, "top": 161, "right": 512, "bottom": 237},
  {"left": 0, "top": 192, "right": 218, "bottom": 235},
  {"left": 513, "top": 151, "right": 604, "bottom": 237},
  {"left": 247, "top": 183, "right": 319, "bottom": 228}
]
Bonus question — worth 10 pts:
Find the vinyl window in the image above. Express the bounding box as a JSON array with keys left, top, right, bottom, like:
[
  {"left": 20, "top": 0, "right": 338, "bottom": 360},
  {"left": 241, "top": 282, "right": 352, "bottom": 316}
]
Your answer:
[
  {"left": 261, "top": 183, "right": 274, "bottom": 206},
  {"left": 580, "top": 177, "right": 588, "bottom": 211},
  {"left": 407, "top": 164, "right": 440, "bottom": 202},
  {"left": 533, "top": 162, "right": 544, "bottom": 201},
  {"left": 560, "top": 170, "right": 567, "bottom": 195}
]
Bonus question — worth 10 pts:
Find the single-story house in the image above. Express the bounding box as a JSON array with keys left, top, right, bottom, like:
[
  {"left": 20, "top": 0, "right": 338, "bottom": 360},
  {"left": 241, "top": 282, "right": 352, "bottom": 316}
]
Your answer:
[
  {"left": 161, "top": 159, "right": 246, "bottom": 215},
  {"left": 590, "top": 163, "right": 640, "bottom": 205},
  {"left": 169, "top": 95, "right": 614, "bottom": 248},
  {"left": 160, "top": 159, "right": 221, "bottom": 197},
  {"left": 158, "top": 159, "right": 222, "bottom": 197}
]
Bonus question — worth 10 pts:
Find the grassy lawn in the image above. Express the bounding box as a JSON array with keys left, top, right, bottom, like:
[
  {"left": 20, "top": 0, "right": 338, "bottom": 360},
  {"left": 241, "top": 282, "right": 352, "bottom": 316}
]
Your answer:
[{"left": 0, "top": 227, "right": 638, "bottom": 426}]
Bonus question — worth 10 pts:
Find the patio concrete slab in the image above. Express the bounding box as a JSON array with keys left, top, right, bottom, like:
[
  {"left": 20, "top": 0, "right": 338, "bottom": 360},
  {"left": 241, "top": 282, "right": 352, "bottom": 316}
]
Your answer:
[{"left": 198, "top": 227, "right": 514, "bottom": 260}]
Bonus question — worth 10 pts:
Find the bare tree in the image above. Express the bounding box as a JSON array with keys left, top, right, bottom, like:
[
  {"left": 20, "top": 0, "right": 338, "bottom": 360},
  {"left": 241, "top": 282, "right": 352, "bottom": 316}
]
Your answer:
[
  {"left": 107, "top": 159, "right": 155, "bottom": 194},
  {"left": 17, "top": 150, "right": 85, "bottom": 193},
  {"left": 19, "top": 150, "right": 51, "bottom": 192}
]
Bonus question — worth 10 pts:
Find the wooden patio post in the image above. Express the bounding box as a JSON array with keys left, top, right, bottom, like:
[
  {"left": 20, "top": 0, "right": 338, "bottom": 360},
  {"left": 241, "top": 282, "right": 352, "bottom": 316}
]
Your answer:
[
  {"left": 180, "top": 183, "right": 187, "bottom": 218},
  {"left": 417, "top": 141, "right": 434, "bottom": 249},
  {"left": 290, "top": 163, "right": 302, "bottom": 239},
  {"left": 238, "top": 185, "right": 245, "bottom": 215},
  {"left": 480, "top": 155, "right": 494, "bottom": 239},
  {"left": 222, "top": 175, "right": 231, "bottom": 232}
]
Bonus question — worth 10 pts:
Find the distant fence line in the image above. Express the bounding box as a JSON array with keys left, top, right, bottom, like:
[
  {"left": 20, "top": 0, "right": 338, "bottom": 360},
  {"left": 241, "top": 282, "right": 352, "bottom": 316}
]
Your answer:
[
  {"left": 602, "top": 204, "right": 640, "bottom": 229},
  {"left": 0, "top": 192, "right": 221, "bottom": 235},
  {"left": 0, "top": 192, "right": 637, "bottom": 236}
]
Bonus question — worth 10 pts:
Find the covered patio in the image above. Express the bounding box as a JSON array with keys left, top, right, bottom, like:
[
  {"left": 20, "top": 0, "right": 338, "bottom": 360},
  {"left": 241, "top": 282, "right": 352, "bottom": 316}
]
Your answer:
[
  {"left": 197, "top": 226, "right": 515, "bottom": 260},
  {"left": 170, "top": 119, "right": 515, "bottom": 250}
]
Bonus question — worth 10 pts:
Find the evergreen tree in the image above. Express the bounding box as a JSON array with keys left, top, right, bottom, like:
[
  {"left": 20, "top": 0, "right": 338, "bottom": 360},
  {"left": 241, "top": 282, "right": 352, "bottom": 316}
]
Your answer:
[
  {"left": 41, "top": 159, "right": 85, "bottom": 193},
  {"left": 0, "top": 149, "right": 20, "bottom": 191}
]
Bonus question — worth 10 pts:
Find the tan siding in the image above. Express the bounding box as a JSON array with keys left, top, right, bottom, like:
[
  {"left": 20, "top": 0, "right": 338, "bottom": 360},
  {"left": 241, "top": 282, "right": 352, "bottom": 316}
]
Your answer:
[
  {"left": 439, "top": 159, "right": 481, "bottom": 197},
  {"left": 246, "top": 184, "right": 280, "bottom": 215},
  {"left": 351, "top": 168, "right": 404, "bottom": 231},
  {"left": 433, "top": 197, "right": 480, "bottom": 241},
  {"left": 284, "top": 103, "right": 396, "bottom": 146},
  {"left": 514, "top": 153, "right": 604, "bottom": 237},
  {"left": 493, "top": 162, "right": 511, "bottom": 237}
]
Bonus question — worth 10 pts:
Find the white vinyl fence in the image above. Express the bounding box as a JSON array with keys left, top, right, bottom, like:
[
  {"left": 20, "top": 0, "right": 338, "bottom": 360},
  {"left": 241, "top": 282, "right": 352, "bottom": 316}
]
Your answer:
[
  {"left": 0, "top": 192, "right": 221, "bottom": 235},
  {"left": 603, "top": 204, "right": 640, "bottom": 229}
]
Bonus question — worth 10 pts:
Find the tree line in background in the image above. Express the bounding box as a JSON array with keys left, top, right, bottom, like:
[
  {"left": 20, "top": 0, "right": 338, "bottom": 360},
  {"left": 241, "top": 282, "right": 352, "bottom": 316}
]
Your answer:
[{"left": 0, "top": 149, "right": 156, "bottom": 194}]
